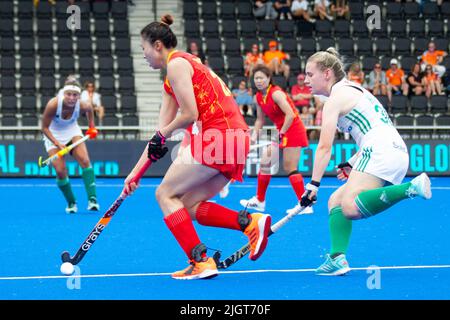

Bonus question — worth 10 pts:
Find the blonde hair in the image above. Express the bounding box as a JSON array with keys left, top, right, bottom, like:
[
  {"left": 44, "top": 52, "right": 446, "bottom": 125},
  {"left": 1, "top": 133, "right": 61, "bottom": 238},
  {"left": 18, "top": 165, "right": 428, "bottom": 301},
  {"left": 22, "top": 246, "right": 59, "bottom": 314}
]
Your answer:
[{"left": 308, "top": 47, "right": 346, "bottom": 81}]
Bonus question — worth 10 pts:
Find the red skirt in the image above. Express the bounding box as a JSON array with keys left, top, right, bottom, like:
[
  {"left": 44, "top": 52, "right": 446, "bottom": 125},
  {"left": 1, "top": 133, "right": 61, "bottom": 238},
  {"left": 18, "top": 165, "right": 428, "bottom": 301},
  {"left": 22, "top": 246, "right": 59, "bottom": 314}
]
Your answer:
[
  {"left": 189, "top": 129, "right": 250, "bottom": 182},
  {"left": 281, "top": 121, "right": 309, "bottom": 149}
]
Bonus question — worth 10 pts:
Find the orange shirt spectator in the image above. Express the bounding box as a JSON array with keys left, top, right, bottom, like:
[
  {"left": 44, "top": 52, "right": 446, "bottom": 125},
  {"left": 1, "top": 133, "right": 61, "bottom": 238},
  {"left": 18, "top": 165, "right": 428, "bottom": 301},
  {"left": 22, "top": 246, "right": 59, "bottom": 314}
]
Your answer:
[
  {"left": 347, "top": 62, "right": 365, "bottom": 85},
  {"left": 263, "top": 40, "right": 290, "bottom": 78},
  {"left": 263, "top": 46, "right": 288, "bottom": 65},
  {"left": 386, "top": 68, "right": 405, "bottom": 86},
  {"left": 422, "top": 50, "right": 446, "bottom": 66}
]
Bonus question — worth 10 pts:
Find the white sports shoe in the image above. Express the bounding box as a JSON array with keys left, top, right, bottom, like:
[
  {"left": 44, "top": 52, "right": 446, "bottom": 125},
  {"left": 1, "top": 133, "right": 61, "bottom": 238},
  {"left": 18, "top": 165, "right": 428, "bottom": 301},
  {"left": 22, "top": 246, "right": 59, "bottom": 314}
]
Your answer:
[
  {"left": 286, "top": 202, "right": 314, "bottom": 215},
  {"left": 408, "top": 172, "right": 432, "bottom": 200},
  {"left": 65, "top": 202, "right": 78, "bottom": 214},
  {"left": 240, "top": 196, "right": 266, "bottom": 212}
]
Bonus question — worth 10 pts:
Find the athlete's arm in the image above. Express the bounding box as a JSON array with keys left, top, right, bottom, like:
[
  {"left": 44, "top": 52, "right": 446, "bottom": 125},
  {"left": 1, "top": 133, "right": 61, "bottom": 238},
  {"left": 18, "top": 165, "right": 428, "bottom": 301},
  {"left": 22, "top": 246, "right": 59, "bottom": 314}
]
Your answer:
[
  {"left": 159, "top": 89, "right": 179, "bottom": 128},
  {"left": 41, "top": 98, "right": 65, "bottom": 149},
  {"left": 311, "top": 87, "right": 360, "bottom": 183},
  {"left": 158, "top": 58, "right": 198, "bottom": 138},
  {"left": 272, "top": 90, "right": 295, "bottom": 135},
  {"left": 80, "top": 101, "right": 96, "bottom": 129},
  {"left": 252, "top": 99, "right": 265, "bottom": 142}
]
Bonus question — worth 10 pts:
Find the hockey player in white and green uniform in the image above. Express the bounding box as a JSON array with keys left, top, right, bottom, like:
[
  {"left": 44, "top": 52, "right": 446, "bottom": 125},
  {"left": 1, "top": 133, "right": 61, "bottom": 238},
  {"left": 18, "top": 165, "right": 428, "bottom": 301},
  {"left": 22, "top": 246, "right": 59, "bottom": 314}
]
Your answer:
[{"left": 300, "top": 48, "right": 432, "bottom": 276}]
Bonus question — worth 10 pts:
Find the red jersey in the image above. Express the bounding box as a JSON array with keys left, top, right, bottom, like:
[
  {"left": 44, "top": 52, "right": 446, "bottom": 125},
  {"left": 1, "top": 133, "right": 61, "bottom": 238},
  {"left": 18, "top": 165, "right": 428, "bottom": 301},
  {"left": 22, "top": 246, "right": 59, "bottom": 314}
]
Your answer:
[
  {"left": 256, "top": 85, "right": 304, "bottom": 130},
  {"left": 256, "top": 85, "right": 308, "bottom": 148},
  {"left": 163, "top": 50, "right": 248, "bottom": 132}
]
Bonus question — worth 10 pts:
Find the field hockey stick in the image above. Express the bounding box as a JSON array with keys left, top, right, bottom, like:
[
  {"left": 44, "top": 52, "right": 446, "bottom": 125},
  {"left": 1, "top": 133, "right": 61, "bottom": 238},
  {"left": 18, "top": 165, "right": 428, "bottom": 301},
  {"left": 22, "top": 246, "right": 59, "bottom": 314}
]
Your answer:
[
  {"left": 214, "top": 206, "right": 312, "bottom": 269},
  {"left": 38, "top": 134, "right": 92, "bottom": 168},
  {"left": 61, "top": 160, "right": 152, "bottom": 265}
]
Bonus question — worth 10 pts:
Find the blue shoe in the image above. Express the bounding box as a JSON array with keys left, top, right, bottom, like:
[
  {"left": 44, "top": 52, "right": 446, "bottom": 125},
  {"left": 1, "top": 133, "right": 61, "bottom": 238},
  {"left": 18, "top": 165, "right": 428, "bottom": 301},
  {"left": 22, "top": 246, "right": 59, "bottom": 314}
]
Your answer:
[{"left": 316, "top": 254, "right": 350, "bottom": 276}]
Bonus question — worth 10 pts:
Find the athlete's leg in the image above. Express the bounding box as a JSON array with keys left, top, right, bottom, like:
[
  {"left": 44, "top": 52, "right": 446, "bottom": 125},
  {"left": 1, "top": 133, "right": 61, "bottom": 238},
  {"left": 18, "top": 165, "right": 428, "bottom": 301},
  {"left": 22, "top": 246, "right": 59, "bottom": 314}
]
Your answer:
[
  {"left": 352, "top": 172, "right": 431, "bottom": 219},
  {"left": 326, "top": 184, "right": 353, "bottom": 258},
  {"left": 48, "top": 148, "right": 77, "bottom": 212},
  {"left": 180, "top": 173, "right": 272, "bottom": 261},
  {"left": 240, "top": 144, "right": 274, "bottom": 211},
  {"left": 71, "top": 136, "right": 98, "bottom": 209}
]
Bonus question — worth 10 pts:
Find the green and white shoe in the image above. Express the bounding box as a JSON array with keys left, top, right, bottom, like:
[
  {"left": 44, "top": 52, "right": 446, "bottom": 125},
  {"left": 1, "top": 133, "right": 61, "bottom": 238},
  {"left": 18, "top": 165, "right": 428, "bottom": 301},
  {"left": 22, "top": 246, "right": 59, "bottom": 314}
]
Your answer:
[
  {"left": 65, "top": 202, "right": 78, "bottom": 214},
  {"left": 316, "top": 254, "right": 350, "bottom": 276},
  {"left": 408, "top": 173, "right": 432, "bottom": 200},
  {"left": 87, "top": 197, "right": 100, "bottom": 211}
]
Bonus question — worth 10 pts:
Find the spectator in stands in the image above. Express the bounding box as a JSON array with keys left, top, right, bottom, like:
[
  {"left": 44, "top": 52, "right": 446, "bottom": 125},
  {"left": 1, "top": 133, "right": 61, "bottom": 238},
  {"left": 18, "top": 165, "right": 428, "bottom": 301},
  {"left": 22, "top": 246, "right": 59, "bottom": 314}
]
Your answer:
[
  {"left": 407, "top": 63, "right": 425, "bottom": 97},
  {"left": 330, "top": 0, "right": 350, "bottom": 20},
  {"left": 347, "top": 61, "right": 365, "bottom": 85},
  {"left": 366, "top": 63, "right": 387, "bottom": 96},
  {"left": 421, "top": 41, "right": 448, "bottom": 78},
  {"left": 314, "top": 0, "right": 334, "bottom": 21},
  {"left": 423, "top": 64, "right": 444, "bottom": 96},
  {"left": 290, "top": 73, "right": 313, "bottom": 110},
  {"left": 386, "top": 59, "right": 409, "bottom": 103},
  {"left": 291, "top": 0, "right": 316, "bottom": 22},
  {"left": 232, "top": 80, "right": 255, "bottom": 117},
  {"left": 244, "top": 44, "right": 264, "bottom": 77},
  {"left": 81, "top": 81, "right": 105, "bottom": 125},
  {"left": 263, "top": 40, "right": 290, "bottom": 79},
  {"left": 187, "top": 41, "right": 206, "bottom": 64},
  {"left": 300, "top": 106, "right": 314, "bottom": 127},
  {"left": 253, "top": 0, "right": 278, "bottom": 19},
  {"left": 274, "top": 0, "right": 293, "bottom": 20}
]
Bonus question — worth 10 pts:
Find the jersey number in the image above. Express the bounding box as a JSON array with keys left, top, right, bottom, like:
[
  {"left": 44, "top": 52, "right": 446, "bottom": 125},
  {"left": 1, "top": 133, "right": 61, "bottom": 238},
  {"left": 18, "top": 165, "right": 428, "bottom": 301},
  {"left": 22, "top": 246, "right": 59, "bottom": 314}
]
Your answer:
[{"left": 374, "top": 104, "right": 392, "bottom": 125}]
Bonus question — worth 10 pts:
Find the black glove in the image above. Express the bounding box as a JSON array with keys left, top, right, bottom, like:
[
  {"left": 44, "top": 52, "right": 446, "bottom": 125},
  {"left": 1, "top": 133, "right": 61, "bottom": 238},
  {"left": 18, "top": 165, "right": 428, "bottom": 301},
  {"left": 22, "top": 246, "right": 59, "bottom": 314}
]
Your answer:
[
  {"left": 300, "top": 180, "right": 320, "bottom": 207},
  {"left": 337, "top": 162, "right": 352, "bottom": 170},
  {"left": 148, "top": 131, "right": 168, "bottom": 163},
  {"left": 336, "top": 161, "right": 352, "bottom": 179}
]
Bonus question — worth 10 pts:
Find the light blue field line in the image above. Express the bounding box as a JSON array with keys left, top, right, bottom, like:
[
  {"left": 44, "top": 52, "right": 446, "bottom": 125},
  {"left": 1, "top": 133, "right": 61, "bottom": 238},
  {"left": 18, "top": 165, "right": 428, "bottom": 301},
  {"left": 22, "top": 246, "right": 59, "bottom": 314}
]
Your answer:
[
  {"left": 1, "top": 264, "right": 450, "bottom": 281},
  {"left": 0, "top": 184, "right": 449, "bottom": 190}
]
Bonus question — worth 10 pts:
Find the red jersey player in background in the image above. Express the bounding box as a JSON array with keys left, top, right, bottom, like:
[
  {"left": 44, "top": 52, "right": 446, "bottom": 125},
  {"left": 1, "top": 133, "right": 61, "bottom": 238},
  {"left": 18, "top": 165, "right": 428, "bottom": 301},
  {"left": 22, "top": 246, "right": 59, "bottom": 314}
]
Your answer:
[
  {"left": 124, "top": 15, "right": 272, "bottom": 280},
  {"left": 240, "top": 65, "right": 313, "bottom": 215}
]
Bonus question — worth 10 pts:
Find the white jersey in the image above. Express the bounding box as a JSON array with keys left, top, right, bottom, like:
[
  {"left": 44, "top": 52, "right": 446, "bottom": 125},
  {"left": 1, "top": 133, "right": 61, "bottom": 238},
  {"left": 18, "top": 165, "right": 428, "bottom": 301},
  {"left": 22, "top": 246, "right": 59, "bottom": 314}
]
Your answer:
[
  {"left": 43, "top": 95, "right": 83, "bottom": 151},
  {"left": 332, "top": 79, "right": 409, "bottom": 184}
]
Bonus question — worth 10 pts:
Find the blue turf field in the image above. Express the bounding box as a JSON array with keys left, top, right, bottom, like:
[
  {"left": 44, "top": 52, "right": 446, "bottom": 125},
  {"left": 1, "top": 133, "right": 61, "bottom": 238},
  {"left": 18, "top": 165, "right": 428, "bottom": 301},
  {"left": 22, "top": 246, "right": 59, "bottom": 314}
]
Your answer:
[{"left": 0, "top": 176, "right": 449, "bottom": 300}]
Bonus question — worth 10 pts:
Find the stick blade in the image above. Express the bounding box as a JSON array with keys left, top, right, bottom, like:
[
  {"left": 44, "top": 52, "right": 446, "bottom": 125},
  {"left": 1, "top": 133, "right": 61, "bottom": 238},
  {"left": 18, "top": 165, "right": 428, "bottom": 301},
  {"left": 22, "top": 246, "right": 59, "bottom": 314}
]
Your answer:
[
  {"left": 38, "top": 156, "right": 43, "bottom": 168},
  {"left": 61, "top": 251, "right": 71, "bottom": 263}
]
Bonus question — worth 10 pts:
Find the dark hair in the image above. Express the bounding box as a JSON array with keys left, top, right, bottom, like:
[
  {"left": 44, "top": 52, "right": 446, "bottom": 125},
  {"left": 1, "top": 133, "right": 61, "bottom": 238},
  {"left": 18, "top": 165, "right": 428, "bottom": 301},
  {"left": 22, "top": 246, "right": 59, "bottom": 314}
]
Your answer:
[
  {"left": 83, "top": 80, "right": 95, "bottom": 89},
  {"left": 140, "top": 14, "right": 177, "bottom": 48},
  {"left": 253, "top": 64, "right": 273, "bottom": 80}
]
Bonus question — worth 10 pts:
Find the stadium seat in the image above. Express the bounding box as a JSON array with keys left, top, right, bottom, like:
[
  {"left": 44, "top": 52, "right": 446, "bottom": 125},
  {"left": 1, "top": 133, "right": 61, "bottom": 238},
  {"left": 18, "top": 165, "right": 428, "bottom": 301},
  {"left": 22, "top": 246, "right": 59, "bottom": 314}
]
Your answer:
[
  {"left": 318, "top": 37, "right": 335, "bottom": 52},
  {"left": 240, "top": 20, "right": 258, "bottom": 38},
  {"left": 227, "top": 56, "right": 244, "bottom": 75},
  {"left": 121, "top": 95, "right": 138, "bottom": 114},
  {"left": 386, "top": 2, "right": 402, "bottom": 20},
  {"left": 205, "top": 38, "right": 222, "bottom": 57},
  {"left": 334, "top": 20, "right": 350, "bottom": 38},
  {"left": 224, "top": 39, "right": 242, "bottom": 57},
  {"left": 97, "top": 57, "right": 115, "bottom": 76},
  {"left": 20, "top": 57, "right": 35, "bottom": 76},
  {"left": 95, "top": 19, "right": 110, "bottom": 38},
  {"left": 92, "top": 2, "right": 110, "bottom": 19},
  {"left": 390, "top": 95, "right": 408, "bottom": 114},
  {"left": 422, "top": 2, "right": 439, "bottom": 19},
  {"left": 20, "top": 96, "right": 37, "bottom": 114},
  {"left": 429, "top": 96, "right": 449, "bottom": 114},
  {"left": 18, "top": 18, "right": 33, "bottom": 37},
  {"left": 315, "top": 20, "right": 333, "bottom": 37},
  {"left": 203, "top": 20, "right": 220, "bottom": 38},
  {"left": 428, "top": 20, "right": 444, "bottom": 38},
  {"left": 389, "top": 20, "right": 407, "bottom": 38},
  {"left": 111, "top": 1, "right": 128, "bottom": 20},
  {"left": 280, "top": 38, "right": 298, "bottom": 55},
  {"left": 351, "top": 20, "right": 369, "bottom": 38},
  {"left": 1, "top": 76, "right": 16, "bottom": 95},
  {"left": 208, "top": 57, "right": 225, "bottom": 75},
  {"left": 278, "top": 20, "right": 296, "bottom": 38},
  {"left": 59, "top": 57, "right": 76, "bottom": 75},
  {"left": 1, "top": 96, "right": 18, "bottom": 114},
  {"left": 410, "top": 95, "right": 429, "bottom": 114},
  {"left": 220, "top": 3, "right": 236, "bottom": 20},
  {"left": 258, "top": 20, "right": 277, "bottom": 38},
  {"left": 115, "top": 37, "right": 131, "bottom": 57},
  {"left": 393, "top": 38, "right": 411, "bottom": 56},
  {"left": 236, "top": 2, "right": 253, "bottom": 20},
  {"left": 95, "top": 38, "right": 112, "bottom": 56},
  {"left": 0, "top": 37, "right": 15, "bottom": 56},
  {"left": 408, "top": 19, "right": 425, "bottom": 38},
  {"left": 403, "top": 2, "right": 420, "bottom": 19},
  {"left": 415, "top": 114, "right": 434, "bottom": 137},
  {"left": 19, "top": 76, "right": 36, "bottom": 96},
  {"left": 1, "top": 56, "right": 16, "bottom": 76},
  {"left": 201, "top": 1, "right": 218, "bottom": 20},
  {"left": 222, "top": 20, "right": 238, "bottom": 38}
]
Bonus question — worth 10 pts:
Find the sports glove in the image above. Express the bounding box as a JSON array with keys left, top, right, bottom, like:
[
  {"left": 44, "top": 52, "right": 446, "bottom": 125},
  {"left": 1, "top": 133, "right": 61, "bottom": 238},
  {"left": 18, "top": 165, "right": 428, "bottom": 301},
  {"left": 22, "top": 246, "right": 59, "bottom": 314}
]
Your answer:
[
  {"left": 336, "top": 161, "right": 352, "bottom": 179},
  {"left": 86, "top": 127, "right": 98, "bottom": 139},
  {"left": 300, "top": 180, "right": 320, "bottom": 207},
  {"left": 148, "top": 131, "right": 168, "bottom": 163}
]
